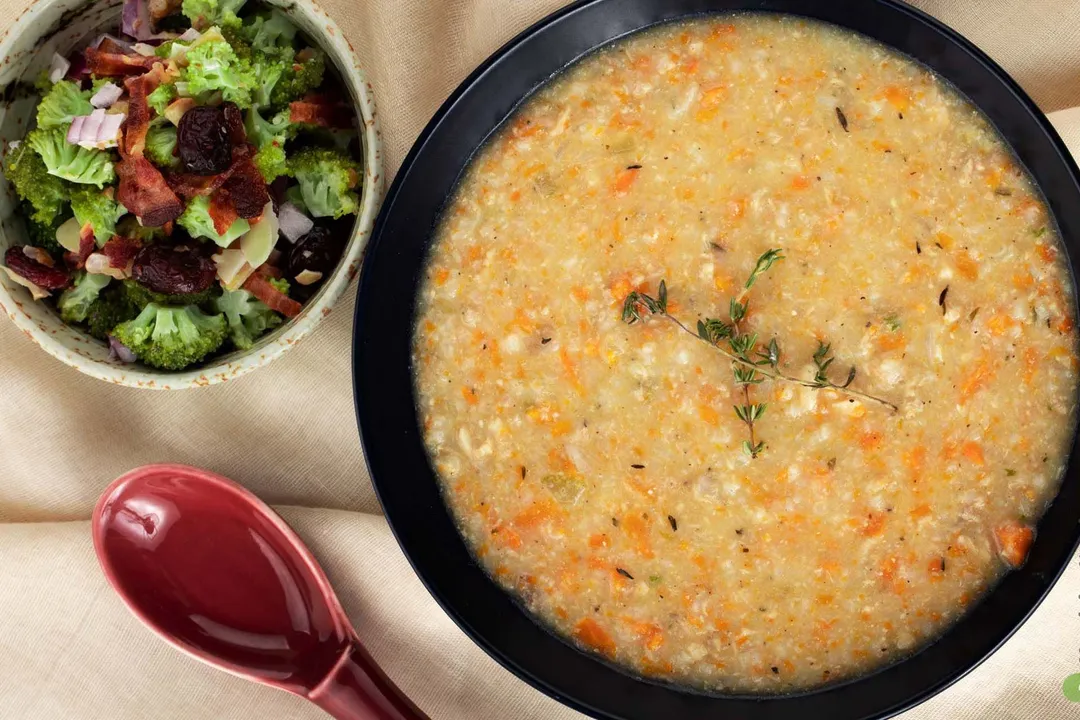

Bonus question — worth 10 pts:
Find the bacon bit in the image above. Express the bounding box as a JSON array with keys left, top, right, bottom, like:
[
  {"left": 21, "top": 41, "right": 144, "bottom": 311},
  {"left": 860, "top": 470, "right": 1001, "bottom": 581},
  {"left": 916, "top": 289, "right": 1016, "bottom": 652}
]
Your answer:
[
  {"left": 995, "top": 522, "right": 1034, "bottom": 567},
  {"left": 208, "top": 189, "right": 241, "bottom": 235},
  {"left": 117, "top": 156, "right": 184, "bottom": 227},
  {"left": 168, "top": 145, "right": 255, "bottom": 199},
  {"left": 85, "top": 48, "right": 157, "bottom": 76},
  {"left": 101, "top": 235, "right": 143, "bottom": 268},
  {"left": 221, "top": 155, "right": 271, "bottom": 218},
  {"left": 288, "top": 98, "right": 353, "bottom": 128},
  {"left": 574, "top": 618, "right": 616, "bottom": 657},
  {"left": 255, "top": 264, "right": 283, "bottom": 279},
  {"left": 242, "top": 271, "right": 302, "bottom": 318}
]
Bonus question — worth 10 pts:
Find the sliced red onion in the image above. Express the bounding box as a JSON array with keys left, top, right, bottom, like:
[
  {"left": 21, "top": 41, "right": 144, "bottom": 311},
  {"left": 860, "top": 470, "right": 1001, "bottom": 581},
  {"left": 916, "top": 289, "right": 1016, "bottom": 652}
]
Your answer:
[
  {"left": 178, "top": 28, "right": 201, "bottom": 42},
  {"left": 277, "top": 202, "right": 313, "bottom": 243},
  {"left": 48, "top": 53, "right": 70, "bottom": 83},
  {"left": 67, "top": 109, "right": 125, "bottom": 149},
  {"left": 131, "top": 42, "right": 157, "bottom": 56},
  {"left": 90, "top": 82, "right": 123, "bottom": 108},
  {"left": 8, "top": 140, "right": 20, "bottom": 151},
  {"left": 108, "top": 335, "right": 138, "bottom": 362},
  {"left": 66, "top": 116, "right": 86, "bottom": 144}
]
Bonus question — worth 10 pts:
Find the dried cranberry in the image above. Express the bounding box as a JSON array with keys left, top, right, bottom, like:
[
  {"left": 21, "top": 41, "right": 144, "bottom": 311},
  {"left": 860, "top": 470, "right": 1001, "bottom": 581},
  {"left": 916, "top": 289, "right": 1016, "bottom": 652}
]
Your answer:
[
  {"left": 131, "top": 245, "right": 216, "bottom": 294},
  {"left": 177, "top": 106, "right": 232, "bottom": 176},
  {"left": 4, "top": 246, "right": 71, "bottom": 290},
  {"left": 287, "top": 224, "right": 346, "bottom": 278},
  {"left": 222, "top": 102, "right": 247, "bottom": 144}
]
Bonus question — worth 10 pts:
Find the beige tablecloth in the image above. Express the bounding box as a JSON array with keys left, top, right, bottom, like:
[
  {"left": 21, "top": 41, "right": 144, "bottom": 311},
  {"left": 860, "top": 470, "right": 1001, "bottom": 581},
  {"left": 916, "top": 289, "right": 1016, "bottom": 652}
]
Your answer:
[{"left": 3, "top": 1, "right": 1080, "bottom": 718}]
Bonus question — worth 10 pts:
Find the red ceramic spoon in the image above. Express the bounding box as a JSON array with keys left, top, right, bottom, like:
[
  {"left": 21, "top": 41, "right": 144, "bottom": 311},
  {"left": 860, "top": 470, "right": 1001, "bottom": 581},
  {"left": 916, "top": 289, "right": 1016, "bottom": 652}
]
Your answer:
[{"left": 92, "top": 463, "right": 427, "bottom": 720}]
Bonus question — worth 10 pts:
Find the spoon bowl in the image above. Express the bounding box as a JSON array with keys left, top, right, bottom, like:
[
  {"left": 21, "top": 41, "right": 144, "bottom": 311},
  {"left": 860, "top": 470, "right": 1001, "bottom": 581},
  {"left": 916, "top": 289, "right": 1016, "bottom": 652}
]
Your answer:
[{"left": 92, "top": 463, "right": 425, "bottom": 720}]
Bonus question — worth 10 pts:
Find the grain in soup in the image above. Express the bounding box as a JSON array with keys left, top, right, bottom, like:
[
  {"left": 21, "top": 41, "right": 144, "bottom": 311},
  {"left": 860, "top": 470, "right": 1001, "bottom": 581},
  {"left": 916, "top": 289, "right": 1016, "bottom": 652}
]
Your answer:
[{"left": 413, "top": 14, "right": 1080, "bottom": 692}]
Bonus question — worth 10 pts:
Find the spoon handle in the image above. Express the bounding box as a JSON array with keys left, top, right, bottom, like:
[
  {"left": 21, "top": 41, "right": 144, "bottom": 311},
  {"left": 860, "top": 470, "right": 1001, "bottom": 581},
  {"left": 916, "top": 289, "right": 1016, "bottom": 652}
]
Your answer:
[{"left": 308, "top": 640, "right": 429, "bottom": 720}]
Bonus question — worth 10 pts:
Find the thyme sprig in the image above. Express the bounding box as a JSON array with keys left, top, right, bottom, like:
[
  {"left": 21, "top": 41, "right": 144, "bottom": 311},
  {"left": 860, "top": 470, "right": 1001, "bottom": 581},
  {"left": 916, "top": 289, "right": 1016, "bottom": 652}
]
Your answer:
[{"left": 621, "top": 249, "right": 898, "bottom": 458}]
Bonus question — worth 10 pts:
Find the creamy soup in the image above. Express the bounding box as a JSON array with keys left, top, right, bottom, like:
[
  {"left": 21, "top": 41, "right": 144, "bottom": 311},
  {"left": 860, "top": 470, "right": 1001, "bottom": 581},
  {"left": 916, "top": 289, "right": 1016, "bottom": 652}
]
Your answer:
[{"left": 412, "top": 14, "right": 1079, "bottom": 692}]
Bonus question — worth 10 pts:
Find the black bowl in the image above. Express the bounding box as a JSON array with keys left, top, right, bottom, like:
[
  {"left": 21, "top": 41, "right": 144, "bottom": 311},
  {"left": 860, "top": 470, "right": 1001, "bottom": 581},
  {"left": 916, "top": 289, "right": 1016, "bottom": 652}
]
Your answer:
[{"left": 353, "top": 1, "right": 1080, "bottom": 718}]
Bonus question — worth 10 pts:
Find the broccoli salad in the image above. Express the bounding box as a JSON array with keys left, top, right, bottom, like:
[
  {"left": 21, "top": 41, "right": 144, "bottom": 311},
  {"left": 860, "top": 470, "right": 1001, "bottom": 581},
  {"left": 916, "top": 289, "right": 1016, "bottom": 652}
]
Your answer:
[{"left": 1, "top": 0, "right": 362, "bottom": 371}]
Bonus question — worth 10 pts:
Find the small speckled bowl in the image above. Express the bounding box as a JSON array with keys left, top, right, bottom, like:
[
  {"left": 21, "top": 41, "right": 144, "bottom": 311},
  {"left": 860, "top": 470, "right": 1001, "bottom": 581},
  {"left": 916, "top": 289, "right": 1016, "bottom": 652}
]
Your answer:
[{"left": 0, "top": 0, "right": 382, "bottom": 388}]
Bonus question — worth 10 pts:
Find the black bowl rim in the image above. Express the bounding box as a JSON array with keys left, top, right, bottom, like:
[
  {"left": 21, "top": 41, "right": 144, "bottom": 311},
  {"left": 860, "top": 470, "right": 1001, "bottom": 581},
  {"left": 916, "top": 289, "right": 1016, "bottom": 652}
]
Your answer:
[{"left": 353, "top": 1, "right": 1080, "bottom": 718}]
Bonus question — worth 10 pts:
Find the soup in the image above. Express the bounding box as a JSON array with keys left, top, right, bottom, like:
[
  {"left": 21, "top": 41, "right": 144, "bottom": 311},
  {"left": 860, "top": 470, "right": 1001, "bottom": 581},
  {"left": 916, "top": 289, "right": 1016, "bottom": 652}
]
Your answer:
[{"left": 412, "top": 14, "right": 1079, "bottom": 692}]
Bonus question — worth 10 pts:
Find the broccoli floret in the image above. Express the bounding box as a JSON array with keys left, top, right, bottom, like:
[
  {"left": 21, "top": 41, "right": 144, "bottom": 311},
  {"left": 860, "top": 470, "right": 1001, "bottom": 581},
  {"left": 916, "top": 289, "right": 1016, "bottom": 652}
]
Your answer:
[
  {"left": 23, "top": 207, "right": 70, "bottom": 257},
  {"left": 182, "top": 39, "right": 257, "bottom": 107},
  {"left": 5, "top": 142, "right": 70, "bottom": 224},
  {"left": 147, "top": 83, "right": 178, "bottom": 115},
  {"left": 220, "top": 23, "right": 254, "bottom": 61},
  {"left": 86, "top": 284, "right": 138, "bottom": 340},
  {"left": 58, "top": 271, "right": 112, "bottom": 323},
  {"left": 251, "top": 51, "right": 290, "bottom": 108},
  {"left": 182, "top": 0, "right": 246, "bottom": 30},
  {"left": 268, "top": 277, "right": 290, "bottom": 295},
  {"left": 116, "top": 216, "right": 166, "bottom": 244},
  {"left": 145, "top": 126, "right": 179, "bottom": 169},
  {"left": 36, "top": 80, "right": 93, "bottom": 129},
  {"left": 177, "top": 194, "right": 251, "bottom": 246},
  {"left": 269, "top": 49, "right": 324, "bottom": 106},
  {"left": 27, "top": 127, "right": 115, "bottom": 187},
  {"left": 112, "top": 302, "right": 227, "bottom": 370},
  {"left": 243, "top": 10, "right": 296, "bottom": 56},
  {"left": 252, "top": 141, "right": 287, "bottom": 182},
  {"left": 214, "top": 288, "right": 282, "bottom": 349},
  {"left": 245, "top": 105, "right": 293, "bottom": 147},
  {"left": 123, "top": 277, "right": 218, "bottom": 309},
  {"left": 289, "top": 147, "right": 360, "bottom": 218},
  {"left": 70, "top": 187, "right": 126, "bottom": 245}
]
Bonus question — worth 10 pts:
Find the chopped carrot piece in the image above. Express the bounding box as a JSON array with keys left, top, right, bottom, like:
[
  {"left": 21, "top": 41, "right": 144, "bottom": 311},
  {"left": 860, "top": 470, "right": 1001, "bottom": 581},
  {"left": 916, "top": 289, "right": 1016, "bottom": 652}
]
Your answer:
[
  {"left": 612, "top": 167, "right": 640, "bottom": 194},
  {"left": 1037, "top": 242, "right": 1057, "bottom": 263},
  {"left": 512, "top": 499, "right": 559, "bottom": 529},
  {"left": 960, "top": 441, "right": 985, "bottom": 465},
  {"left": 575, "top": 618, "right": 616, "bottom": 657},
  {"left": 588, "top": 533, "right": 609, "bottom": 549},
  {"left": 995, "top": 522, "right": 1034, "bottom": 567},
  {"left": 790, "top": 175, "right": 812, "bottom": 190},
  {"left": 910, "top": 503, "right": 932, "bottom": 519},
  {"left": 954, "top": 250, "right": 979, "bottom": 280},
  {"left": 927, "top": 556, "right": 945, "bottom": 581},
  {"left": 710, "top": 23, "right": 736, "bottom": 37},
  {"left": 882, "top": 85, "right": 910, "bottom": 111},
  {"left": 986, "top": 313, "right": 1014, "bottom": 337},
  {"left": 959, "top": 357, "right": 995, "bottom": 404},
  {"left": 859, "top": 431, "right": 884, "bottom": 451},
  {"left": 498, "top": 527, "right": 522, "bottom": 549},
  {"left": 461, "top": 386, "right": 478, "bottom": 405},
  {"left": 621, "top": 513, "right": 654, "bottom": 558},
  {"left": 433, "top": 268, "right": 449, "bottom": 285},
  {"left": 860, "top": 512, "right": 887, "bottom": 537}
]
